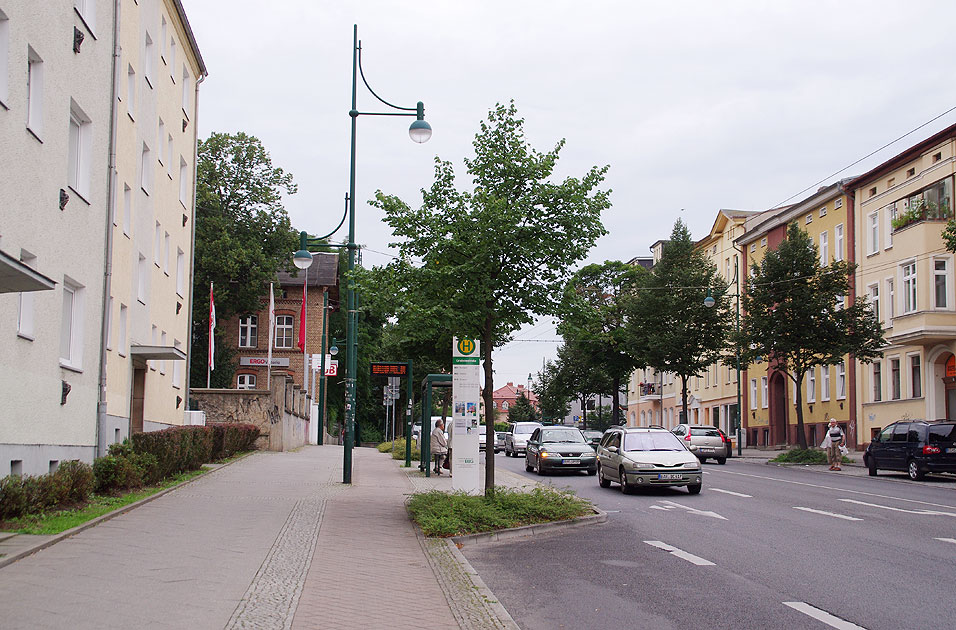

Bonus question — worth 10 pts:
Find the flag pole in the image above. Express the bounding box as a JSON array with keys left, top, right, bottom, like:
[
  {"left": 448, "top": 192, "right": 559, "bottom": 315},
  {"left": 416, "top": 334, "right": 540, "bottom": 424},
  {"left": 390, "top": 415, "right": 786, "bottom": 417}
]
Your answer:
[
  {"left": 207, "top": 282, "right": 214, "bottom": 388},
  {"left": 267, "top": 282, "right": 274, "bottom": 390}
]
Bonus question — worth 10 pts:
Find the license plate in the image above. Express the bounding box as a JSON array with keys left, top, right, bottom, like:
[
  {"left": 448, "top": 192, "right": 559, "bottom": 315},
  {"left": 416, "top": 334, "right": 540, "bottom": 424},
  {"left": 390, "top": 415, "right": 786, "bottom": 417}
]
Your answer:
[
  {"left": 948, "top": 448, "right": 956, "bottom": 454},
  {"left": 699, "top": 448, "right": 714, "bottom": 453},
  {"left": 658, "top": 473, "right": 682, "bottom": 480},
  {"left": 563, "top": 459, "right": 580, "bottom": 465}
]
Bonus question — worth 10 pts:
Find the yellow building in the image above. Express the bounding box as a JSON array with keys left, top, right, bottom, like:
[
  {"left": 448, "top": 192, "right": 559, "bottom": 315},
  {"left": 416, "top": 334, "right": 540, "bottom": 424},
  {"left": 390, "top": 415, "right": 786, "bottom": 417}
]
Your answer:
[
  {"left": 850, "top": 123, "right": 956, "bottom": 445},
  {"left": 102, "top": 0, "right": 206, "bottom": 448},
  {"left": 735, "top": 182, "right": 855, "bottom": 447},
  {"left": 688, "top": 210, "right": 757, "bottom": 442}
]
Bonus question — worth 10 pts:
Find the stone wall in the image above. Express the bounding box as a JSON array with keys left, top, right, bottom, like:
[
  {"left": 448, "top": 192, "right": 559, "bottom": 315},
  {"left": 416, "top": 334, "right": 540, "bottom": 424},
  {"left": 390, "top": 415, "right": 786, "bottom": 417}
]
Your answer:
[{"left": 190, "top": 376, "right": 309, "bottom": 451}]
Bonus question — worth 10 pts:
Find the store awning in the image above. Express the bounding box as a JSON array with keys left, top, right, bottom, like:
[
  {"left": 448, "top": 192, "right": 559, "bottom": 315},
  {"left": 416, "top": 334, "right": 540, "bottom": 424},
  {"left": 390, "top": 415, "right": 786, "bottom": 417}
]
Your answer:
[
  {"left": 0, "top": 249, "right": 56, "bottom": 293},
  {"left": 129, "top": 345, "right": 187, "bottom": 360}
]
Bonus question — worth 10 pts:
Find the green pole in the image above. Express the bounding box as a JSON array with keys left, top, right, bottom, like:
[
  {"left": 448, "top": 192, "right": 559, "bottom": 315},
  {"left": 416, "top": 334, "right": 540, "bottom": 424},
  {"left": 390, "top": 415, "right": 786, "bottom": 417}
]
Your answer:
[
  {"left": 405, "top": 360, "right": 413, "bottom": 467},
  {"left": 422, "top": 379, "right": 432, "bottom": 477},
  {"left": 343, "top": 24, "right": 359, "bottom": 484},
  {"left": 317, "top": 291, "right": 328, "bottom": 445}
]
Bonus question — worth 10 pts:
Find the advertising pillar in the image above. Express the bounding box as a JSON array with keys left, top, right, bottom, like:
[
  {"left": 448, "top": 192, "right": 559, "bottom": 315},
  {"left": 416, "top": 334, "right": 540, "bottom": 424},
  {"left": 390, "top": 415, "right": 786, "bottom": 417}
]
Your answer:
[{"left": 452, "top": 337, "right": 480, "bottom": 494}]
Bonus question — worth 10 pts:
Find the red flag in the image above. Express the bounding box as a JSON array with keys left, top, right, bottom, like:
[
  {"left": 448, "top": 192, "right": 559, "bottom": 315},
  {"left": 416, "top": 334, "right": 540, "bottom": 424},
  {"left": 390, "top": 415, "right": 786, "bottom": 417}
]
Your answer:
[
  {"left": 297, "top": 280, "right": 306, "bottom": 351},
  {"left": 208, "top": 283, "right": 216, "bottom": 370}
]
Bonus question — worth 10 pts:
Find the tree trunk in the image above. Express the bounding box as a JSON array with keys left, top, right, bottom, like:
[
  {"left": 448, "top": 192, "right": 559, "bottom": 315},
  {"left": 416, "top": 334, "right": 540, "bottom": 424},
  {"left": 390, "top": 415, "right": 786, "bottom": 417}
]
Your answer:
[
  {"left": 581, "top": 395, "right": 588, "bottom": 429},
  {"left": 482, "top": 314, "right": 496, "bottom": 497},
  {"left": 793, "top": 371, "right": 808, "bottom": 449},
  {"left": 680, "top": 374, "right": 689, "bottom": 424},
  {"left": 611, "top": 375, "right": 621, "bottom": 425}
]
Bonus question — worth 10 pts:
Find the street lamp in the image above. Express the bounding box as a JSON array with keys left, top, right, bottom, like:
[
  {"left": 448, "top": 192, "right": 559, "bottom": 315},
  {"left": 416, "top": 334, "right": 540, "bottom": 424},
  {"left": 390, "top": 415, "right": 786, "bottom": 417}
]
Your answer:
[{"left": 704, "top": 257, "right": 743, "bottom": 456}]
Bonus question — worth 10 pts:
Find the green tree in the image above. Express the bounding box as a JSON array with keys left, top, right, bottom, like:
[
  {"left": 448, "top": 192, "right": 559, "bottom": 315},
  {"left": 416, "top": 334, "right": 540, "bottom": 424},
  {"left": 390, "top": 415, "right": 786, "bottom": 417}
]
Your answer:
[
  {"left": 191, "top": 132, "right": 298, "bottom": 388},
  {"left": 943, "top": 218, "right": 956, "bottom": 253},
  {"left": 629, "top": 220, "right": 732, "bottom": 425},
  {"left": 541, "top": 341, "right": 612, "bottom": 430},
  {"left": 371, "top": 102, "right": 610, "bottom": 494},
  {"left": 737, "top": 222, "right": 885, "bottom": 448},
  {"left": 558, "top": 261, "right": 646, "bottom": 425},
  {"left": 533, "top": 358, "right": 572, "bottom": 422},
  {"left": 507, "top": 393, "right": 540, "bottom": 423}
]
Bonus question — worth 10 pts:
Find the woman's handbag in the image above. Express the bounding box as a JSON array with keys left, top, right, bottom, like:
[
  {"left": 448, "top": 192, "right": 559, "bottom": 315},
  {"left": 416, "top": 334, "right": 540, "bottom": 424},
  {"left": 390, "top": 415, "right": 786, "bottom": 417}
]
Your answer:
[{"left": 442, "top": 455, "right": 451, "bottom": 470}]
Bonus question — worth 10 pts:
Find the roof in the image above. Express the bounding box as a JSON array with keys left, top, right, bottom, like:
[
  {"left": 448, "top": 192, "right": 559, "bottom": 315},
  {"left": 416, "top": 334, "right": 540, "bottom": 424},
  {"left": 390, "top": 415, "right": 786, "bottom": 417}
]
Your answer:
[
  {"left": 627, "top": 256, "right": 653, "bottom": 269},
  {"left": 277, "top": 252, "right": 338, "bottom": 288},
  {"left": 492, "top": 382, "right": 538, "bottom": 403},
  {"left": 847, "top": 122, "right": 956, "bottom": 190},
  {"left": 735, "top": 180, "right": 853, "bottom": 246},
  {"left": 172, "top": 0, "right": 208, "bottom": 76}
]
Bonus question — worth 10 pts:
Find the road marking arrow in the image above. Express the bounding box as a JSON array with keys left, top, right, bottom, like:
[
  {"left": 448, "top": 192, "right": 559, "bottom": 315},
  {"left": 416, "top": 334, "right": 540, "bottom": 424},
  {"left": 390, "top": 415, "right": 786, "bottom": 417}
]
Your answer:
[
  {"left": 793, "top": 506, "right": 862, "bottom": 521},
  {"left": 658, "top": 500, "right": 727, "bottom": 520},
  {"left": 783, "top": 601, "right": 867, "bottom": 629},
  {"left": 644, "top": 540, "right": 715, "bottom": 566}
]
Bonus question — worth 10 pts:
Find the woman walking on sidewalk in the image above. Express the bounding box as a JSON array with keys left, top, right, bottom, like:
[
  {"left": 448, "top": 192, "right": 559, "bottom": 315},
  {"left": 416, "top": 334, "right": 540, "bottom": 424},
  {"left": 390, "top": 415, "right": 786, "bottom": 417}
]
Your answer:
[
  {"left": 431, "top": 420, "right": 448, "bottom": 475},
  {"left": 821, "top": 417, "right": 846, "bottom": 471}
]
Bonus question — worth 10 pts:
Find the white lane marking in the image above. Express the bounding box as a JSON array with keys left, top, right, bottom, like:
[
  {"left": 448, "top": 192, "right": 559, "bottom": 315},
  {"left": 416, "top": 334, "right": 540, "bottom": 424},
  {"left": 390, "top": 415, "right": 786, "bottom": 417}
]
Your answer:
[
  {"left": 644, "top": 540, "right": 715, "bottom": 566},
  {"left": 711, "top": 468, "right": 956, "bottom": 511},
  {"left": 711, "top": 488, "right": 753, "bottom": 498},
  {"left": 703, "top": 471, "right": 711, "bottom": 474},
  {"left": 783, "top": 601, "right": 867, "bottom": 630},
  {"left": 793, "top": 507, "right": 862, "bottom": 521},
  {"left": 838, "top": 498, "right": 956, "bottom": 516},
  {"left": 935, "top": 537, "right": 956, "bottom": 545},
  {"left": 659, "top": 499, "right": 728, "bottom": 520}
]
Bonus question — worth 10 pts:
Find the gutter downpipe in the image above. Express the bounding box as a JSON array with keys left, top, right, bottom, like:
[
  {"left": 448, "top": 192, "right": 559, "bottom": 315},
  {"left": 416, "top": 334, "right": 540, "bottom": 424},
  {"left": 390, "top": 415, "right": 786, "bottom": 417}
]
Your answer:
[
  {"left": 96, "top": 0, "right": 122, "bottom": 457},
  {"left": 184, "top": 70, "right": 207, "bottom": 410}
]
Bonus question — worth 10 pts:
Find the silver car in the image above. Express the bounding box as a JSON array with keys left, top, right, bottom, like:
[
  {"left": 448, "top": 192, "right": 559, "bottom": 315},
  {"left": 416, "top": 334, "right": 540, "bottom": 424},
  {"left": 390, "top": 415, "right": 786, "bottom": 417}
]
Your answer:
[
  {"left": 597, "top": 426, "right": 702, "bottom": 494},
  {"left": 504, "top": 422, "right": 543, "bottom": 457},
  {"left": 671, "top": 424, "right": 730, "bottom": 464}
]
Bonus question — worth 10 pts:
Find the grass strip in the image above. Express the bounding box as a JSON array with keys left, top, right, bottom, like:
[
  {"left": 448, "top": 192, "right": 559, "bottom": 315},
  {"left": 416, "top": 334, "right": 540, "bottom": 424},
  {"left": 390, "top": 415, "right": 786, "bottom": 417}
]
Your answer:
[
  {"left": 3, "top": 468, "right": 206, "bottom": 535},
  {"left": 770, "top": 448, "right": 853, "bottom": 465},
  {"left": 408, "top": 486, "right": 592, "bottom": 537}
]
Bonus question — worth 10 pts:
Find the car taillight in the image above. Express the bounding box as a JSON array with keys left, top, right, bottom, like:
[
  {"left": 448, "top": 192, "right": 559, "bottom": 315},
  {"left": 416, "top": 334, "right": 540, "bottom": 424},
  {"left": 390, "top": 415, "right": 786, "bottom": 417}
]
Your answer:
[
  {"left": 684, "top": 433, "right": 692, "bottom": 442},
  {"left": 923, "top": 445, "right": 941, "bottom": 455},
  {"left": 720, "top": 433, "right": 729, "bottom": 443}
]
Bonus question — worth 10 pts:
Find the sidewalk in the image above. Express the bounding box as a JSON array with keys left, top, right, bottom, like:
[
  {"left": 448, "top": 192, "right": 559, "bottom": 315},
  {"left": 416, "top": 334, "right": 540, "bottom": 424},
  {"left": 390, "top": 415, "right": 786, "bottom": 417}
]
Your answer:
[{"left": 0, "top": 445, "right": 522, "bottom": 630}]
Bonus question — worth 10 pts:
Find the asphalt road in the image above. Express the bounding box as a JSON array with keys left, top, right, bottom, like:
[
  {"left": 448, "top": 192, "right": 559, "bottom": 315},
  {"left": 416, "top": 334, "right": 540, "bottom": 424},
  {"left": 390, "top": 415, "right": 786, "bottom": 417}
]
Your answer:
[{"left": 464, "top": 452, "right": 956, "bottom": 630}]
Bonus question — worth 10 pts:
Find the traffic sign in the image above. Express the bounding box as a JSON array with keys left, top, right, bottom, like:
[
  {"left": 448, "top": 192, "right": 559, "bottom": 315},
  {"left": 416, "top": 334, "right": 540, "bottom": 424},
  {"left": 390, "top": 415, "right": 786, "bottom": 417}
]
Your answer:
[{"left": 370, "top": 362, "right": 408, "bottom": 377}]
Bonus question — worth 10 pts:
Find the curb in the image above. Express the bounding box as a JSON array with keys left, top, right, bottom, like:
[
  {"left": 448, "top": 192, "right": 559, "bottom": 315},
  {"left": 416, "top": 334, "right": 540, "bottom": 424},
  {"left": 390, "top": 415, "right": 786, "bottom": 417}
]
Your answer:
[
  {"left": 443, "top": 537, "right": 521, "bottom": 630},
  {"left": 451, "top": 507, "right": 608, "bottom": 547},
  {"left": 0, "top": 451, "right": 256, "bottom": 571}
]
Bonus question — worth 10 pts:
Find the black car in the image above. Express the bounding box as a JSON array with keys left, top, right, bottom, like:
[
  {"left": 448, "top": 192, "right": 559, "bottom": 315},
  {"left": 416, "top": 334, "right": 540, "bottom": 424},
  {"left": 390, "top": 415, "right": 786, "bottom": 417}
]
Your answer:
[
  {"left": 582, "top": 430, "right": 603, "bottom": 450},
  {"left": 863, "top": 420, "right": 956, "bottom": 480},
  {"left": 525, "top": 427, "right": 597, "bottom": 476}
]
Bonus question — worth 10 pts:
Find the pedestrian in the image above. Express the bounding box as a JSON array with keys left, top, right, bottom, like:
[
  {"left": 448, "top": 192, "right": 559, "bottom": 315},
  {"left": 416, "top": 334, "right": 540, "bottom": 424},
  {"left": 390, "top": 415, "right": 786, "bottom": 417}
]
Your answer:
[
  {"left": 431, "top": 419, "right": 448, "bottom": 475},
  {"left": 821, "top": 417, "right": 846, "bottom": 471}
]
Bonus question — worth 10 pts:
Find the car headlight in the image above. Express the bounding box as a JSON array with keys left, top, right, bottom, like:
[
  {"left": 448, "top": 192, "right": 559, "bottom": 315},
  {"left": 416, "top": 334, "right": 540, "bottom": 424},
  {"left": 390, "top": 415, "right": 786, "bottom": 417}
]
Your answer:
[
  {"left": 539, "top": 451, "right": 550, "bottom": 458},
  {"left": 683, "top": 462, "right": 700, "bottom": 469},
  {"left": 629, "top": 462, "right": 655, "bottom": 470}
]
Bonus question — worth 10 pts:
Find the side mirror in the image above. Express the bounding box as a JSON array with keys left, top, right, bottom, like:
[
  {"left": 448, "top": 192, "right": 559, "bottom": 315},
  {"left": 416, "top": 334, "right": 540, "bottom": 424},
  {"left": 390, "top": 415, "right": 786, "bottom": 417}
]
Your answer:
[{"left": 607, "top": 446, "right": 619, "bottom": 453}]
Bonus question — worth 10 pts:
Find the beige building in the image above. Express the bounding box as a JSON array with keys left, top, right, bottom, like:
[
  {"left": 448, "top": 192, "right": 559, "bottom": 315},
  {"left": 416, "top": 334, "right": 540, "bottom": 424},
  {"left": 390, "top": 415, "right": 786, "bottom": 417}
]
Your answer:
[
  {"left": 101, "top": 0, "right": 206, "bottom": 448},
  {"left": 850, "top": 123, "right": 956, "bottom": 445}
]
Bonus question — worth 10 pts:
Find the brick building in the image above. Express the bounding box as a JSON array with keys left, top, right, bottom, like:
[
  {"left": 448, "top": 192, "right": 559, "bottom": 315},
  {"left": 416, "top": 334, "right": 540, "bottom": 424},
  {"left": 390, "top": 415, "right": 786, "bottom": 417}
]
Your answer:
[{"left": 491, "top": 382, "right": 539, "bottom": 421}]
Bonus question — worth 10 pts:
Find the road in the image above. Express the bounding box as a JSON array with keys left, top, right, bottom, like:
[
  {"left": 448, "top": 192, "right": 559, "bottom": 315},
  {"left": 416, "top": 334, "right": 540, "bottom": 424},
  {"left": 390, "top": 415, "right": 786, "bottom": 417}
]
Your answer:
[{"left": 464, "top": 452, "right": 956, "bottom": 630}]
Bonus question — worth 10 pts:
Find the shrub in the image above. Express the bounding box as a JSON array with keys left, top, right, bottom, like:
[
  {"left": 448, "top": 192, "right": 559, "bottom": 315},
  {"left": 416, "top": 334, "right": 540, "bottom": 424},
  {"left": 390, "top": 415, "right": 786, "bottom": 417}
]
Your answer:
[
  {"left": 377, "top": 438, "right": 420, "bottom": 461},
  {"left": 770, "top": 448, "right": 852, "bottom": 464},
  {"left": 57, "top": 460, "right": 94, "bottom": 503},
  {"left": 493, "top": 422, "right": 510, "bottom": 433},
  {"left": 0, "top": 475, "right": 37, "bottom": 520},
  {"left": 360, "top": 423, "right": 383, "bottom": 444},
  {"left": 0, "top": 460, "right": 94, "bottom": 520}
]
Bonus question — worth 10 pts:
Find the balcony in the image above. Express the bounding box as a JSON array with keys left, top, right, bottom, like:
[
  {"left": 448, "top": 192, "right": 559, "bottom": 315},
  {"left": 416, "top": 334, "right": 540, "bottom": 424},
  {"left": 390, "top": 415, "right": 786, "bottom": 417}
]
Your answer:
[{"left": 892, "top": 200, "right": 952, "bottom": 233}]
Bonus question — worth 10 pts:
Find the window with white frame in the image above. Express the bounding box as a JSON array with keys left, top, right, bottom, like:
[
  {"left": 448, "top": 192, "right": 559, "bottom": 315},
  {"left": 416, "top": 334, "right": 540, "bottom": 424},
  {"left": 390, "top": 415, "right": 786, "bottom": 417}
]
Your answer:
[
  {"left": 837, "top": 361, "right": 846, "bottom": 399},
  {"left": 105, "top": 296, "right": 113, "bottom": 350},
  {"left": 0, "top": 11, "right": 9, "bottom": 106},
  {"left": 275, "top": 315, "right": 293, "bottom": 348},
  {"left": 17, "top": 251, "right": 37, "bottom": 339},
  {"left": 750, "top": 378, "right": 757, "bottom": 408},
  {"left": 819, "top": 205, "right": 827, "bottom": 218},
  {"left": 886, "top": 278, "right": 895, "bottom": 320},
  {"left": 110, "top": 168, "right": 118, "bottom": 226},
  {"left": 74, "top": 0, "right": 96, "bottom": 32},
  {"left": 237, "top": 374, "right": 256, "bottom": 390},
  {"left": 750, "top": 243, "right": 756, "bottom": 253},
  {"left": 181, "top": 65, "right": 190, "bottom": 113},
  {"left": 144, "top": 31, "right": 154, "bottom": 87},
  {"left": 27, "top": 46, "right": 43, "bottom": 136},
  {"left": 868, "top": 211, "right": 879, "bottom": 254},
  {"left": 910, "top": 354, "right": 922, "bottom": 398},
  {"left": 872, "top": 361, "right": 882, "bottom": 402},
  {"left": 150, "top": 325, "right": 158, "bottom": 370},
  {"left": 59, "top": 279, "right": 84, "bottom": 369},
  {"left": 890, "top": 357, "right": 900, "bottom": 400},
  {"left": 160, "top": 16, "right": 167, "bottom": 61},
  {"left": 176, "top": 248, "right": 184, "bottom": 296},
  {"left": 822, "top": 365, "right": 830, "bottom": 401},
  {"left": 163, "top": 232, "right": 170, "bottom": 274},
  {"left": 902, "top": 261, "right": 917, "bottom": 314},
  {"left": 835, "top": 198, "right": 843, "bottom": 208},
  {"left": 126, "top": 64, "right": 136, "bottom": 119},
  {"left": 761, "top": 376, "right": 768, "bottom": 408},
  {"left": 238, "top": 316, "right": 258, "bottom": 348},
  {"left": 819, "top": 231, "right": 828, "bottom": 265},
  {"left": 158, "top": 119, "right": 165, "bottom": 165},
  {"left": 761, "top": 236, "right": 767, "bottom": 248},
  {"left": 141, "top": 143, "right": 152, "bottom": 193},
  {"left": 123, "top": 183, "right": 132, "bottom": 236},
  {"left": 159, "top": 331, "right": 167, "bottom": 374},
  {"left": 169, "top": 38, "right": 177, "bottom": 81},
  {"left": 118, "top": 303, "right": 128, "bottom": 356},
  {"left": 179, "top": 157, "right": 188, "bottom": 206},
  {"left": 868, "top": 284, "right": 880, "bottom": 323},
  {"left": 154, "top": 222, "right": 161, "bottom": 266},
  {"left": 173, "top": 339, "right": 183, "bottom": 388},
  {"left": 805, "top": 213, "right": 812, "bottom": 225},
  {"left": 166, "top": 134, "right": 173, "bottom": 177},
  {"left": 834, "top": 224, "right": 844, "bottom": 261},
  {"left": 807, "top": 368, "right": 816, "bottom": 403},
  {"left": 137, "top": 254, "right": 147, "bottom": 303},
  {"left": 885, "top": 202, "right": 897, "bottom": 249},
  {"left": 67, "top": 103, "right": 92, "bottom": 199},
  {"left": 934, "top": 259, "right": 948, "bottom": 308}
]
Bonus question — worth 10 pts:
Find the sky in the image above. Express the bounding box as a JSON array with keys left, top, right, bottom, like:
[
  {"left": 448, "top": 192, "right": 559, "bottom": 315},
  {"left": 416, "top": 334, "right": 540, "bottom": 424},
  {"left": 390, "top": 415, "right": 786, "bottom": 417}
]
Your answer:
[{"left": 186, "top": 0, "right": 956, "bottom": 388}]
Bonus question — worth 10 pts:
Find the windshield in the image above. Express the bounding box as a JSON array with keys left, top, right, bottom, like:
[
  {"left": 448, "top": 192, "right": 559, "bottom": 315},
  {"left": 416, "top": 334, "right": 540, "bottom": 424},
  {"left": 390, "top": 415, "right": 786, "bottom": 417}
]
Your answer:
[
  {"left": 541, "top": 430, "right": 585, "bottom": 443},
  {"left": 623, "top": 432, "right": 685, "bottom": 452},
  {"left": 690, "top": 428, "right": 721, "bottom": 438},
  {"left": 929, "top": 424, "right": 956, "bottom": 444},
  {"left": 515, "top": 425, "right": 539, "bottom": 435}
]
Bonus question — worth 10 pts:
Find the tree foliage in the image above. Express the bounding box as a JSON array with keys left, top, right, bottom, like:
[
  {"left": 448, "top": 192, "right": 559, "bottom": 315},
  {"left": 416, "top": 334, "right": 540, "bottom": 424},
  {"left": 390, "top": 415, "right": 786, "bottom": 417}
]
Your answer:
[
  {"left": 943, "top": 218, "right": 956, "bottom": 254},
  {"left": 737, "top": 222, "right": 884, "bottom": 448},
  {"left": 507, "top": 393, "right": 540, "bottom": 423},
  {"left": 191, "top": 132, "right": 299, "bottom": 387},
  {"left": 370, "top": 102, "right": 610, "bottom": 494},
  {"left": 628, "top": 220, "right": 732, "bottom": 424}
]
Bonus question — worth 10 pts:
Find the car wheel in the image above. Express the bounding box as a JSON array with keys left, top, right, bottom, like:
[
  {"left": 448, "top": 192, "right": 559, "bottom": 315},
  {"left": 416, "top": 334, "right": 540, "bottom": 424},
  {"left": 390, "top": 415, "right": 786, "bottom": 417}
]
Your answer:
[
  {"left": 716, "top": 457, "right": 726, "bottom": 465},
  {"left": 587, "top": 467, "right": 597, "bottom": 476},
  {"left": 687, "top": 483, "right": 702, "bottom": 495},
  {"left": 698, "top": 457, "right": 707, "bottom": 464},
  {"left": 620, "top": 468, "right": 634, "bottom": 494},
  {"left": 536, "top": 459, "right": 545, "bottom": 476},
  {"left": 908, "top": 459, "right": 925, "bottom": 481},
  {"left": 865, "top": 455, "right": 878, "bottom": 476},
  {"left": 598, "top": 467, "right": 611, "bottom": 488},
  {"left": 505, "top": 446, "right": 512, "bottom": 457},
  {"left": 525, "top": 457, "right": 534, "bottom": 473}
]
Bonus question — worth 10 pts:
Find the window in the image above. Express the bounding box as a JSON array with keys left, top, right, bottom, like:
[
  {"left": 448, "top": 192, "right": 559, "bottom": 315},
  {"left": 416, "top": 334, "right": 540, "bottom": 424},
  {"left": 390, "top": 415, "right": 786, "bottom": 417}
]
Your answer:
[
  {"left": 122, "top": 184, "right": 132, "bottom": 236},
  {"left": 67, "top": 103, "right": 92, "bottom": 199},
  {"left": 885, "top": 202, "right": 897, "bottom": 248},
  {"left": 761, "top": 376, "right": 768, "bottom": 408},
  {"left": 911, "top": 355, "right": 922, "bottom": 398},
  {"left": 869, "top": 187, "right": 877, "bottom": 198},
  {"left": 275, "top": 315, "right": 293, "bottom": 348},
  {"left": 141, "top": 143, "right": 152, "bottom": 193},
  {"left": 137, "top": 254, "right": 147, "bottom": 303},
  {"left": 819, "top": 206, "right": 827, "bottom": 218},
  {"left": 159, "top": 331, "right": 167, "bottom": 374},
  {"left": 181, "top": 65, "right": 190, "bottom": 113},
  {"left": 154, "top": 222, "right": 161, "bottom": 266},
  {"left": 158, "top": 119, "right": 165, "bottom": 164},
  {"left": 150, "top": 325, "right": 158, "bottom": 370},
  {"left": 169, "top": 39, "right": 177, "bottom": 81},
  {"left": 805, "top": 213, "right": 812, "bottom": 225},
  {"left": 837, "top": 362, "right": 846, "bottom": 399},
  {"left": 934, "top": 152, "right": 943, "bottom": 163},
  {"left": 902, "top": 261, "right": 917, "bottom": 314},
  {"left": 750, "top": 379, "right": 758, "bottom": 408},
  {"left": 835, "top": 198, "right": 843, "bottom": 209},
  {"left": 126, "top": 64, "right": 135, "bottom": 119},
  {"left": 0, "top": 11, "right": 9, "bottom": 105},
  {"left": 869, "top": 284, "right": 880, "bottom": 323},
  {"left": 886, "top": 278, "right": 895, "bottom": 320},
  {"left": 60, "top": 279, "right": 84, "bottom": 369},
  {"left": 239, "top": 316, "right": 258, "bottom": 348},
  {"left": 502, "top": 401, "right": 509, "bottom": 410},
  {"left": 144, "top": 31, "right": 154, "bottom": 87},
  {"left": 166, "top": 134, "right": 173, "bottom": 177},
  {"left": 161, "top": 16, "right": 167, "bottom": 61},
  {"left": 163, "top": 232, "right": 170, "bottom": 274},
  {"left": 27, "top": 46, "right": 43, "bottom": 136},
  {"left": 750, "top": 243, "right": 756, "bottom": 253},
  {"left": 761, "top": 237, "right": 767, "bottom": 248},
  {"left": 105, "top": 296, "right": 113, "bottom": 350},
  {"left": 807, "top": 368, "right": 816, "bottom": 403},
  {"left": 819, "top": 231, "right": 828, "bottom": 265},
  {"left": 179, "top": 157, "right": 188, "bottom": 206},
  {"left": 907, "top": 167, "right": 916, "bottom": 178},
  {"left": 173, "top": 339, "right": 183, "bottom": 388},
  {"left": 110, "top": 168, "right": 118, "bottom": 226},
  {"left": 118, "top": 303, "right": 128, "bottom": 356},
  {"left": 868, "top": 211, "right": 879, "bottom": 254},
  {"left": 176, "top": 248, "right": 185, "bottom": 296},
  {"left": 834, "top": 224, "right": 844, "bottom": 262},
  {"left": 872, "top": 362, "right": 882, "bottom": 402},
  {"left": 237, "top": 374, "right": 257, "bottom": 390},
  {"left": 822, "top": 366, "right": 830, "bottom": 401},
  {"left": 889, "top": 357, "right": 901, "bottom": 400},
  {"left": 17, "top": 251, "right": 37, "bottom": 339},
  {"left": 74, "top": 0, "right": 96, "bottom": 32},
  {"left": 935, "top": 259, "right": 948, "bottom": 308}
]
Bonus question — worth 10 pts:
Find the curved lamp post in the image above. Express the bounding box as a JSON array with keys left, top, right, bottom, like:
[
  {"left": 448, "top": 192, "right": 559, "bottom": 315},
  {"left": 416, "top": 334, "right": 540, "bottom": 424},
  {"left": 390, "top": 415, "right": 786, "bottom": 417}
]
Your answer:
[{"left": 704, "top": 257, "right": 743, "bottom": 456}]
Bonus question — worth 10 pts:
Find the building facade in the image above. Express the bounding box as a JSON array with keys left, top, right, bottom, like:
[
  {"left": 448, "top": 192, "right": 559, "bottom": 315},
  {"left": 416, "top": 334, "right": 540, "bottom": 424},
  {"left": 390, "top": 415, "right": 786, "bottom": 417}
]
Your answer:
[{"left": 491, "top": 382, "right": 538, "bottom": 421}]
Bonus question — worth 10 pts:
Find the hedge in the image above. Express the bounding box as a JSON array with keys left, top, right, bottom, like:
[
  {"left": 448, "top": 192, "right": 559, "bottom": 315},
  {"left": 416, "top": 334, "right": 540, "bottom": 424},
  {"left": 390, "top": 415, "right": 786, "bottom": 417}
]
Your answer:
[{"left": 1, "top": 423, "right": 259, "bottom": 521}]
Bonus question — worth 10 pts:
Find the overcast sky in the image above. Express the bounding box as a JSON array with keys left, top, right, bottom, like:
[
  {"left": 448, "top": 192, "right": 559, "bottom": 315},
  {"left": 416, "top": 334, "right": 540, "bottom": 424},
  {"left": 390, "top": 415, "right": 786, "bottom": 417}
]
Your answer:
[{"left": 187, "top": 0, "right": 956, "bottom": 387}]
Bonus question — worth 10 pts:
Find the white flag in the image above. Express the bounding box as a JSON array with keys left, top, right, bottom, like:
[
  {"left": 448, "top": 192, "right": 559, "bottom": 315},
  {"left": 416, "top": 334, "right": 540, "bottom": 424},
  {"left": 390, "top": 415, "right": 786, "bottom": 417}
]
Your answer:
[{"left": 267, "top": 282, "right": 275, "bottom": 388}]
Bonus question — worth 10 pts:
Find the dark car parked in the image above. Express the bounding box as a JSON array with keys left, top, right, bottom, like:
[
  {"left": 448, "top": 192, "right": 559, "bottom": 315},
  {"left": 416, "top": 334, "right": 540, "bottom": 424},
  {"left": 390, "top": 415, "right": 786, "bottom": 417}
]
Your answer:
[
  {"left": 582, "top": 430, "right": 603, "bottom": 450},
  {"left": 863, "top": 420, "right": 956, "bottom": 480},
  {"left": 525, "top": 427, "right": 597, "bottom": 476}
]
